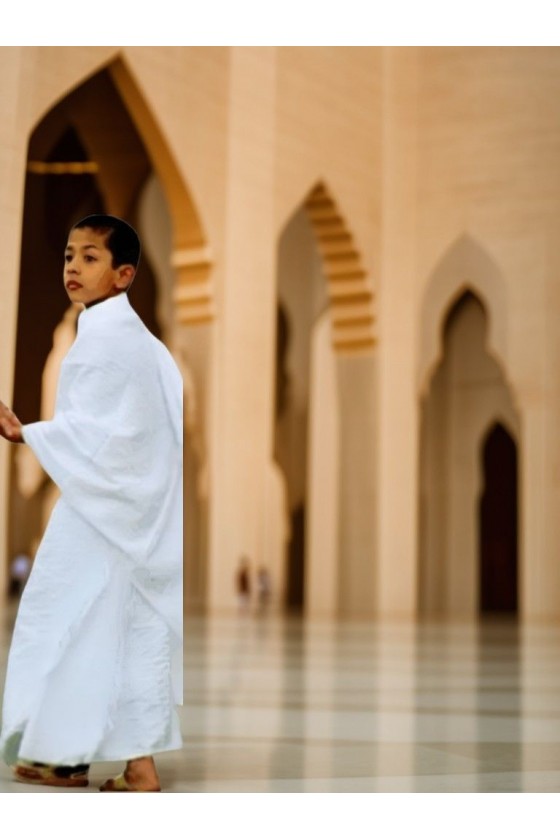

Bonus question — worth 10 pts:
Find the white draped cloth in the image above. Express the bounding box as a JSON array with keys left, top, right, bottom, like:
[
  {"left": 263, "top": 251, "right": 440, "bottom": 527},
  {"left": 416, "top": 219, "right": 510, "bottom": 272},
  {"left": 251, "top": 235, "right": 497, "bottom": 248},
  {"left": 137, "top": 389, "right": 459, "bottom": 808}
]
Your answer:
[{"left": 0, "top": 293, "right": 183, "bottom": 766}]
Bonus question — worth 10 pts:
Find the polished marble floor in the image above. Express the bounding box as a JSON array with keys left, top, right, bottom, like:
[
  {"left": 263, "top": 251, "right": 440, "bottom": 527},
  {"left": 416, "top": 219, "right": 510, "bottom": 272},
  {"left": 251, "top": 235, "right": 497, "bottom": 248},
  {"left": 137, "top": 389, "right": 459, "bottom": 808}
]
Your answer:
[{"left": 2, "top": 601, "right": 560, "bottom": 792}]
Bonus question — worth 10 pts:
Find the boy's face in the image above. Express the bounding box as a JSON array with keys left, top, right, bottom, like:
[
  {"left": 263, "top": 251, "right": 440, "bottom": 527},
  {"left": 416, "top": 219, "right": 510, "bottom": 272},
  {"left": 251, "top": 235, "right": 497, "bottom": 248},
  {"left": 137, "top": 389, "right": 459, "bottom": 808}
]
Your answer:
[{"left": 64, "top": 227, "right": 134, "bottom": 306}]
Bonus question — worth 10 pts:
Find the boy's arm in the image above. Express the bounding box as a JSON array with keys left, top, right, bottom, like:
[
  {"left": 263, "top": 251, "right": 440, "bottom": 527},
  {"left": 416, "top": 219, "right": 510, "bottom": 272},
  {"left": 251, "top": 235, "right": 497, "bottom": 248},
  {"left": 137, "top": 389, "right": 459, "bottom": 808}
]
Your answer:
[{"left": 0, "top": 400, "right": 23, "bottom": 443}]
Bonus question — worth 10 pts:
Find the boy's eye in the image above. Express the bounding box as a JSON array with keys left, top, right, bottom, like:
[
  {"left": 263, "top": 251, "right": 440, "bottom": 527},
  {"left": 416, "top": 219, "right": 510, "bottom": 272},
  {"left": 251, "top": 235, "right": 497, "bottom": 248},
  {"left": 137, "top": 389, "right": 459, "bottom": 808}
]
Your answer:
[
  {"left": 84, "top": 255, "right": 97, "bottom": 262},
  {"left": 64, "top": 255, "right": 72, "bottom": 262}
]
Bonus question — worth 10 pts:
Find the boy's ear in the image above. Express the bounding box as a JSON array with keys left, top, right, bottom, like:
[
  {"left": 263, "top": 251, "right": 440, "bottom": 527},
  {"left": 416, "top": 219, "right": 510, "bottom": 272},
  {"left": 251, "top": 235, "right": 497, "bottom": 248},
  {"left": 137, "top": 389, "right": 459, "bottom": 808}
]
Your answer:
[{"left": 116, "top": 264, "right": 135, "bottom": 290}]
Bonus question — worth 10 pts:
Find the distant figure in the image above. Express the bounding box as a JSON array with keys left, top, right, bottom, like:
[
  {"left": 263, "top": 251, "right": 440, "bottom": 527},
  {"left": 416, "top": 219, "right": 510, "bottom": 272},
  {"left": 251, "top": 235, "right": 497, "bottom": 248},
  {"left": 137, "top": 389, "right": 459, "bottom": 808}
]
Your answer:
[
  {"left": 256, "top": 566, "right": 272, "bottom": 611},
  {"left": 9, "top": 553, "right": 32, "bottom": 598},
  {"left": 236, "top": 556, "right": 251, "bottom": 611}
]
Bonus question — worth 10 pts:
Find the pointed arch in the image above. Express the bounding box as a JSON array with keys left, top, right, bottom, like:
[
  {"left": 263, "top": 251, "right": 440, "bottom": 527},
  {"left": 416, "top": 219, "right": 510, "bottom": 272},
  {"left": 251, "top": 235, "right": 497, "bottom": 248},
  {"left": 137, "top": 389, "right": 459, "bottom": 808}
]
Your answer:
[
  {"left": 475, "top": 413, "right": 520, "bottom": 502},
  {"left": 418, "top": 234, "right": 513, "bottom": 402},
  {"left": 109, "top": 56, "right": 214, "bottom": 325},
  {"left": 480, "top": 415, "right": 519, "bottom": 454},
  {"left": 28, "top": 52, "right": 214, "bottom": 326},
  {"left": 279, "top": 180, "right": 376, "bottom": 353}
]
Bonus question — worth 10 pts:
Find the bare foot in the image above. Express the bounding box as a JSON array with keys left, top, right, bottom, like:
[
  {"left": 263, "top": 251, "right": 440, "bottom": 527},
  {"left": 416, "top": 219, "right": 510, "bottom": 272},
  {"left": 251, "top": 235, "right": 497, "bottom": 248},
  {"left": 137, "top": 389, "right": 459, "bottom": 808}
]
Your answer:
[
  {"left": 99, "top": 755, "right": 162, "bottom": 792},
  {"left": 124, "top": 756, "right": 161, "bottom": 791}
]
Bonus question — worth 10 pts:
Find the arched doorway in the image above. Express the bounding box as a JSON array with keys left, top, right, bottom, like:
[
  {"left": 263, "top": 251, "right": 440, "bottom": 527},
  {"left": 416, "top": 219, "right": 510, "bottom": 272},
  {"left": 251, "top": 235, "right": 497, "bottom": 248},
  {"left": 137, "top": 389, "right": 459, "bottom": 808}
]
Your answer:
[
  {"left": 419, "top": 290, "right": 520, "bottom": 616},
  {"left": 273, "top": 182, "right": 377, "bottom": 616},
  {"left": 479, "top": 423, "right": 518, "bottom": 614}
]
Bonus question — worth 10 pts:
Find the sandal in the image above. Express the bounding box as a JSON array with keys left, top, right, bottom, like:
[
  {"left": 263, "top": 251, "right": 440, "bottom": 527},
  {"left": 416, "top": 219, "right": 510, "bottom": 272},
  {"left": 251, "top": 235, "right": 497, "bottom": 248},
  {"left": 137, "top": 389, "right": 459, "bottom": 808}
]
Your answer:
[
  {"left": 13, "top": 760, "right": 90, "bottom": 788},
  {"left": 99, "top": 771, "right": 161, "bottom": 792}
]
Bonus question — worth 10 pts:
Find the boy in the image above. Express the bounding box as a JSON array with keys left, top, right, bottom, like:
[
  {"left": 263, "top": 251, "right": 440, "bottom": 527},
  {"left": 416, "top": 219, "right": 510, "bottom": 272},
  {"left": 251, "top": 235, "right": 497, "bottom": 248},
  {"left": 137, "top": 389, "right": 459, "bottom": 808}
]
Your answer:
[{"left": 0, "top": 215, "right": 183, "bottom": 792}]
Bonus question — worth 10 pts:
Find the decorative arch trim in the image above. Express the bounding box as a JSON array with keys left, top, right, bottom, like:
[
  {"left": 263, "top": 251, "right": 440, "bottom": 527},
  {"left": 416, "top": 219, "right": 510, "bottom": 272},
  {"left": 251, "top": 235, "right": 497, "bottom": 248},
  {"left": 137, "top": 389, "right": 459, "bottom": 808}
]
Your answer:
[
  {"left": 287, "top": 180, "right": 376, "bottom": 354},
  {"left": 305, "top": 182, "right": 376, "bottom": 353}
]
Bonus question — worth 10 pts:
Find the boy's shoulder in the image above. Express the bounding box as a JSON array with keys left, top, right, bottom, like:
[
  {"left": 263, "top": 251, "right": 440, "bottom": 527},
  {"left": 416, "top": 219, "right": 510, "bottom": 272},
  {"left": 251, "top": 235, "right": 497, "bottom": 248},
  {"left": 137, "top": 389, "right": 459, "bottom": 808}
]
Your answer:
[{"left": 76, "top": 310, "right": 180, "bottom": 375}]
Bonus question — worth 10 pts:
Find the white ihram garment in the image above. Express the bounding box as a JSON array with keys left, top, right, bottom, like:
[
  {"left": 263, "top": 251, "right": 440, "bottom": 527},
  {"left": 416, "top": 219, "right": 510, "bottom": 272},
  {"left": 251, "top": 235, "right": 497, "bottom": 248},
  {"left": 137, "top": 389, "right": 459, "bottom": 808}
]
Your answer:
[{"left": 0, "top": 293, "right": 183, "bottom": 766}]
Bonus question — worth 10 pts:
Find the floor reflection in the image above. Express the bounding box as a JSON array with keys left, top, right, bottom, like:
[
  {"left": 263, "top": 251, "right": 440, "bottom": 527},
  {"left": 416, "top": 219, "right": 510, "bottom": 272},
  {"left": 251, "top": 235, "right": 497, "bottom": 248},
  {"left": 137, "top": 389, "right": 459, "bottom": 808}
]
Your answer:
[{"left": 1, "top": 606, "right": 560, "bottom": 792}]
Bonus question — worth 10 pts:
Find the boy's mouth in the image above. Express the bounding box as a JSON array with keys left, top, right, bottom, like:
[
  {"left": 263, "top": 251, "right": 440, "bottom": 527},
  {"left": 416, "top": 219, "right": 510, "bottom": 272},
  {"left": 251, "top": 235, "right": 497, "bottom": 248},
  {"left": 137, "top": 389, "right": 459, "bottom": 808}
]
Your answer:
[{"left": 66, "top": 281, "right": 83, "bottom": 290}]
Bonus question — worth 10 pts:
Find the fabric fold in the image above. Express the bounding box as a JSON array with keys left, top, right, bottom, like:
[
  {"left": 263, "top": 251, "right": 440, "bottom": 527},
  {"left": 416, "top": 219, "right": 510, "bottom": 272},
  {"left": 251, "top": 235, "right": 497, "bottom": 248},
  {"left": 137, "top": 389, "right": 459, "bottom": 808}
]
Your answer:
[{"left": 0, "top": 293, "right": 183, "bottom": 767}]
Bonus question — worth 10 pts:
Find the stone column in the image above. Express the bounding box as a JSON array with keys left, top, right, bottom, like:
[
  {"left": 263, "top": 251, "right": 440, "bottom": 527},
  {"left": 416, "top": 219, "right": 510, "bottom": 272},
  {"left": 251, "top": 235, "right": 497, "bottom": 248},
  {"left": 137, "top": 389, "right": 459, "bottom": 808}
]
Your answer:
[
  {"left": 336, "top": 353, "right": 378, "bottom": 617},
  {"left": 208, "top": 47, "right": 278, "bottom": 610},
  {"left": 377, "top": 47, "right": 420, "bottom": 616}
]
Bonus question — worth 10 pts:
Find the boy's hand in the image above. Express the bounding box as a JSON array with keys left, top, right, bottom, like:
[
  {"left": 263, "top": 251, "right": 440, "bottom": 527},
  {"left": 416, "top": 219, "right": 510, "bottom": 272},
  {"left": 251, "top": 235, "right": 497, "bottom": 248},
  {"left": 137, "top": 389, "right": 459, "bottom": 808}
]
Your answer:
[{"left": 0, "top": 401, "right": 23, "bottom": 443}]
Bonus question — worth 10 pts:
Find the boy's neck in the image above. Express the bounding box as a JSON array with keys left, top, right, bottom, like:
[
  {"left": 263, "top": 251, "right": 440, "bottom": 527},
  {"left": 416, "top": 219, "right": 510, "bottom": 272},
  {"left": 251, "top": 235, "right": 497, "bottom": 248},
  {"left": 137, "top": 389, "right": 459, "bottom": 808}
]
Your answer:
[{"left": 84, "top": 291, "right": 125, "bottom": 310}]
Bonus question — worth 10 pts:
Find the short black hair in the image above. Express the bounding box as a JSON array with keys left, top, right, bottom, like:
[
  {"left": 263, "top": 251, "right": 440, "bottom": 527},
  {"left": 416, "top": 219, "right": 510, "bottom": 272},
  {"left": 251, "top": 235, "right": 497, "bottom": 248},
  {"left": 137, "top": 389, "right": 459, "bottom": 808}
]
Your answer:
[{"left": 72, "top": 214, "right": 141, "bottom": 270}]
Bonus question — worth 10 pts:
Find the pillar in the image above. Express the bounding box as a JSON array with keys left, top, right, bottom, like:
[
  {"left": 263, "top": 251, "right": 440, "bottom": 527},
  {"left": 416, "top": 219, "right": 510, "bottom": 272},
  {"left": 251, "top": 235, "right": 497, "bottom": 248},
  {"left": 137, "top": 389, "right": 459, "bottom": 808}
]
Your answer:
[{"left": 208, "top": 47, "right": 278, "bottom": 610}]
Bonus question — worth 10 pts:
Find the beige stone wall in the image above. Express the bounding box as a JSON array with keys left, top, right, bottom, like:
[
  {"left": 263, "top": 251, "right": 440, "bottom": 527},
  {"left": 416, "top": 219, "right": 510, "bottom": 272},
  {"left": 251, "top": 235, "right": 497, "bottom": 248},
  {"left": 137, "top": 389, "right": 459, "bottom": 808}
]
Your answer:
[
  {"left": 275, "top": 47, "right": 383, "bottom": 272},
  {"left": 414, "top": 47, "right": 560, "bottom": 618},
  {"left": 374, "top": 46, "right": 560, "bottom": 618},
  {"left": 2, "top": 46, "right": 560, "bottom": 620}
]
